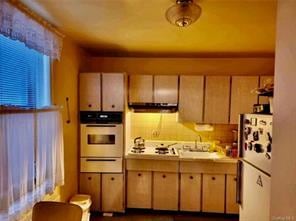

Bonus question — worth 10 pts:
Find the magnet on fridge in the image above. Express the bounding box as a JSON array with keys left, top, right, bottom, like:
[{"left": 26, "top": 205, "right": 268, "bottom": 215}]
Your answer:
[{"left": 251, "top": 118, "right": 257, "bottom": 126}]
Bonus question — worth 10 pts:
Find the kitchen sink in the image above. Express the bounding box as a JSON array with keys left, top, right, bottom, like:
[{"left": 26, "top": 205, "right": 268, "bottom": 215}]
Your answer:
[{"left": 179, "top": 150, "right": 223, "bottom": 159}]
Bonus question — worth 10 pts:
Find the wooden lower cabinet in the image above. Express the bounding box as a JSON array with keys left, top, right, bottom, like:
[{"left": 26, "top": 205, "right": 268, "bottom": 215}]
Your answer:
[
  {"left": 202, "top": 174, "right": 225, "bottom": 213},
  {"left": 226, "top": 175, "right": 239, "bottom": 214},
  {"left": 101, "top": 173, "right": 124, "bottom": 212},
  {"left": 180, "top": 173, "right": 201, "bottom": 211},
  {"left": 127, "top": 171, "right": 152, "bottom": 209},
  {"left": 79, "top": 173, "right": 101, "bottom": 211},
  {"left": 153, "top": 172, "right": 179, "bottom": 211}
]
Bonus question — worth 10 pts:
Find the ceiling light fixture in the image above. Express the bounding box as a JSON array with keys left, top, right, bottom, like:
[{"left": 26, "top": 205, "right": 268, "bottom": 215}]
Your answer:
[{"left": 165, "top": 0, "right": 202, "bottom": 27}]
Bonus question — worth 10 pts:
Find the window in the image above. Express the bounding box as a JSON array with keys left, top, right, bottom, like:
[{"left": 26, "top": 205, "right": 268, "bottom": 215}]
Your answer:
[
  {"left": 0, "top": 34, "right": 51, "bottom": 109},
  {"left": 0, "top": 36, "right": 63, "bottom": 221}
]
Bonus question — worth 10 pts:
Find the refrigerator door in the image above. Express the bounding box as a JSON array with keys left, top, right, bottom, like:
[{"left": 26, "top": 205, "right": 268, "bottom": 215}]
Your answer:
[
  {"left": 239, "top": 161, "right": 271, "bottom": 221},
  {"left": 238, "top": 114, "right": 272, "bottom": 174}
]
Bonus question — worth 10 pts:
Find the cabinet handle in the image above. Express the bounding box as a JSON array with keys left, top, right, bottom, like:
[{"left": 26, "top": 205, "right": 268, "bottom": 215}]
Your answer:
[
  {"left": 234, "top": 177, "right": 237, "bottom": 182},
  {"left": 162, "top": 175, "right": 166, "bottom": 178},
  {"left": 189, "top": 176, "right": 194, "bottom": 180},
  {"left": 88, "top": 104, "right": 92, "bottom": 108},
  {"left": 138, "top": 173, "right": 142, "bottom": 177},
  {"left": 111, "top": 177, "right": 115, "bottom": 181},
  {"left": 212, "top": 177, "right": 216, "bottom": 180},
  {"left": 111, "top": 104, "right": 115, "bottom": 108},
  {"left": 88, "top": 177, "right": 92, "bottom": 180}
]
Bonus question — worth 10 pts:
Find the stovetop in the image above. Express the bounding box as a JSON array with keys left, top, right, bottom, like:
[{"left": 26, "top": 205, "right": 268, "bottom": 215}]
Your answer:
[{"left": 128, "top": 142, "right": 179, "bottom": 158}]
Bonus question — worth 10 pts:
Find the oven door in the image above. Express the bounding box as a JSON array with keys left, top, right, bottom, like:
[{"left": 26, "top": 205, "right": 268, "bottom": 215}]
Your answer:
[{"left": 80, "top": 124, "right": 123, "bottom": 157}]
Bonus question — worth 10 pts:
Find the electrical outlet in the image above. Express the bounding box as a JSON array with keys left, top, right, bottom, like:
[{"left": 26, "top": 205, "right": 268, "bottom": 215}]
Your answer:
[{"left": 152, "top": 130, "right": 160, "bottom": 138}]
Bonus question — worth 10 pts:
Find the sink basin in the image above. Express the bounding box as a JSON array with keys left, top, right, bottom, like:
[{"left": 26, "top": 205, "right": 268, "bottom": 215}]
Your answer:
[{"left": 179, "top": 151, "right": 223, "bottom": 159}]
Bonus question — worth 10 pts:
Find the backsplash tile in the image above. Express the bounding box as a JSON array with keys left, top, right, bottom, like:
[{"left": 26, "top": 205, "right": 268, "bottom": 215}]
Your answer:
[{"left": 130, "top": 113, "right": 237, "bottom": 144}]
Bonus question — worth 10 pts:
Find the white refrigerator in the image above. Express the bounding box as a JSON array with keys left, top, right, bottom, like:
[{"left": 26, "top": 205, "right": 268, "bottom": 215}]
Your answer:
[{"left": 237, "top": 114, "right": 272, "bottom": 221}]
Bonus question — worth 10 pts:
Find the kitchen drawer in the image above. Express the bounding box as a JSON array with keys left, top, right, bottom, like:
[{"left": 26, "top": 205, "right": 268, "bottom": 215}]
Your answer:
[
  {"left": 80, "top": 158, "right": 122, "bottom": 173},
  {"left": 126, "top": 159, "right": 179, "bottom": 172},
  {"left": 180, "top": 161, "right": 236, "bottom": 174}
]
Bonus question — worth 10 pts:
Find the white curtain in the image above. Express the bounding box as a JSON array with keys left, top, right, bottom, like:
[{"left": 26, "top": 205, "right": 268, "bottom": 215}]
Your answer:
[
  {"left": 0, "top": 0, "right": 63, "bottom": 60},
  {"left": 0, "top": 110, "right": 64, "bottom": 221}
]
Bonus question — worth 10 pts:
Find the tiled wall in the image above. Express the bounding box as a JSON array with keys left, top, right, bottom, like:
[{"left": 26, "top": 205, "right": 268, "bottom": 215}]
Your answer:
[{"left": 130, "top": 112, "right": 237, "bottom": 144}]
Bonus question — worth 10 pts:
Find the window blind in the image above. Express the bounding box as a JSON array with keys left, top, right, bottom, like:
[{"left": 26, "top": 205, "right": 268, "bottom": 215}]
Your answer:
[{"left": 0, "top": 34, "right": 51, "bottom": 109}]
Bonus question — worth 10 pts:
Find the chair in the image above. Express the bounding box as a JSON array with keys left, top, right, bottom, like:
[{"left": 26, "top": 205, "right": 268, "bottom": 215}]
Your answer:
[{"left": 32, "top": 201, "right": 83, "bottom": 221}]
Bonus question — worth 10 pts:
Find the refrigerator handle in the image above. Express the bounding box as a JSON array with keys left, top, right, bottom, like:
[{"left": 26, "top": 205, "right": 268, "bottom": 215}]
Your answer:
[
  {"left": 238, "top": 114, "right": 244, "bottom": 158},
  {"left": 236, "top": 160, "right": 243, "bottom": 205}
]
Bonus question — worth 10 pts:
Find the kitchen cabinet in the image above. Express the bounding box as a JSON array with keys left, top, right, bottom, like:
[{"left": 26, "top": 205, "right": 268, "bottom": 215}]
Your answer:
[
  {"left": 204, "top": 76, "right": 230, "bottom": 124},
  {"left": 129, "top": 75, "right": 153, "bottom": 103},
  {"left": 79, "top": 73, "right": 101, "bottom": 111},
  {"left": 127, "top": 171, "right": 152, "bottom": 209},
  {"left": 178, "top": 75, "right": 204, "bottom": 123},
  {"left": 101, "top": 173, "right": 124, "bottom": 212},
  {"left": 128, "top": 75, "right": 178, "bottom": 104},
  {"left": 180, "top": 173, "right": 201, "bottom": 212},
  {"left": 102, "top": 73, "right": 124, "bottom": 111},
  {"left": 79, "top": 72, "right": 124, "bottom": 111},
  {"left": 226, "top": 174, "right": 239, "bottom": 214},
  {"left": 259, "top": 76, "right": 274, "bottom": 104},
  {"left": 230, "top": 76, "right": 259, "bottom": 124},
  {"left": 154, "top": 75, "right": 178, "bottom": 104},
  {"left": 79, "top": 173, "right": 101, "bottom": 211},
  {"left": 153, "top": 172, "right": 178, "bottom": 211},
  {"left": 202, "top": 174, "right": 225, "bottom": 213}
]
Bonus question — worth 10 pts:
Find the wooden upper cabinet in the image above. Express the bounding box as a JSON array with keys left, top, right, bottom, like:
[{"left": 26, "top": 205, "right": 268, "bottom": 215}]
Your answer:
[
  {"left": 129, "top": 75, "right": 153, "bottom": 103},
  {"left": 204, "top": 76, "right": 230, "bottom": 124},
  {"left": 154, "top": 75, "right": 178, "bottom": 104},
  {"left": 102, "top": 73, "right": 124, "bottom": 111},
  {"left": 79, "top": 73, "right": 101, "bottom": 111},
  {"left": 259, "top": 76, "right": 274, "bottom": 104},
  {"left": 230, "top": 76, "right": 259, "bottom": 124},
  {"left": 179, "top": 76, "right": 204, "bottom": 123}
]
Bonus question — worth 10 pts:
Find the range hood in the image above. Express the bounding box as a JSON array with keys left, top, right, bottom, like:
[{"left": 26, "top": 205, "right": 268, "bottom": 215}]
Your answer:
[{"left": 128, "top": 102, "right": 178, "bottom": 113}]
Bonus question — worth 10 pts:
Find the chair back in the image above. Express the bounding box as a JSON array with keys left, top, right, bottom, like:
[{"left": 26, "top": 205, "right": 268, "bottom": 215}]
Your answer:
[{"left": 32, "top": 201, "right": 82, "bottom": 221}]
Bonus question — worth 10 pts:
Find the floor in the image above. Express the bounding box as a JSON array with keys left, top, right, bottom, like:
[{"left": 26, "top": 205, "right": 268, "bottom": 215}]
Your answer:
[{"left": 91, "top": 210, "right": 239, "bottom": 221}]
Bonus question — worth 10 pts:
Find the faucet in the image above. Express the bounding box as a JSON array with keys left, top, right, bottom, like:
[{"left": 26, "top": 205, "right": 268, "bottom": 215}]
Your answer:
[{"left": 196, "top": 134, "right": 202, "bottom": 142}]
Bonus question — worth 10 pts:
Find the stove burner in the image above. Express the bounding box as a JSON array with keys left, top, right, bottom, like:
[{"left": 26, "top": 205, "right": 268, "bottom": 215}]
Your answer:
[
  {"left": 155, "top": 147, "right": 169, "bottom": 155},
  {"left": 131, "top": 146, "right": 145, "bottom": 154},
  {"left": 131, "top": 149, "right": 144, "bottom": 153}
]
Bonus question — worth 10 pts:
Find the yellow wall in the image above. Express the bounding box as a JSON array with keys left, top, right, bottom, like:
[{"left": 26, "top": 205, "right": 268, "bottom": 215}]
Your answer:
[
  {"left": 130, "top": 112, "right": 237, "bottom": 144},
  {"left": 51, "top": 37, "right": 87, "bottom": 202},
  {"left": 83, "top": 57, "right": 274, "bottom": 75}
]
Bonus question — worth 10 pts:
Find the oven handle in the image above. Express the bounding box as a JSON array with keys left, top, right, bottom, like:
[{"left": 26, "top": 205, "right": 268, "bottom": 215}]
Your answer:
[
  {"left": 86, "top": 125, "right": 116, "bottom": 127},
  {"left": 86, "top": 159, "right": 117, "bottom": 162}
]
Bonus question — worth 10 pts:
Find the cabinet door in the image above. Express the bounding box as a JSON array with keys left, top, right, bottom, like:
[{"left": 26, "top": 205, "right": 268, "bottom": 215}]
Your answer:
[
  {"left": 179, "top": 76, "right": 204, "bottom": 123},
  {"left": 259, "top": 76, "right": 274, "bottom": 104},
  {"left": 226, "top": 175, "right": 239, "bottom": 214},
  {"left": 180, "top": 173, "right": 201, "bottom": 212},
  {"left": 202, "top": 174, "right": 225, "bottom": 213},
  {"left": 230, "top": 76, "right": 259, "bottom": 124},
  {"left": 102, "top": 73, "right": 124, "bottom": 111},
  {"left": 127, "top": 171, "right": 152, "bottom": 209},
  {"left": 204, "top": 76, "right": 230, "bottom": 124},
  {"left": 79, "top": 73, "right": 101, "bottom": 111},
  {"left": 153, "top": 172, "right": 178, "bottom": 211},
  {"left": 101, "top": 173, "right": 124, "bottom": 212},
  {"left": 79, "top": 173, "right": 101, "bottom": 211},
  {"left": 154, "top": 75, "right": 178, "bottom": 104},
  {"left": 129, "top": 75, "right": 153, "bottom": 103}
]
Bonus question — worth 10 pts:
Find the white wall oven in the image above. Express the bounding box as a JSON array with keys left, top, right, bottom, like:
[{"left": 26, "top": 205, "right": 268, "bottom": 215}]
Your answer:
[{"left": 80, "top": 111, "right": 123, "bottom": 173}]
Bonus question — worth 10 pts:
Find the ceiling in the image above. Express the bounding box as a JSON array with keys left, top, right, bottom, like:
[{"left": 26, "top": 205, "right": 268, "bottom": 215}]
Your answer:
[{"left": 21, "top": 0, "right": 277, "bottom": 57}]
